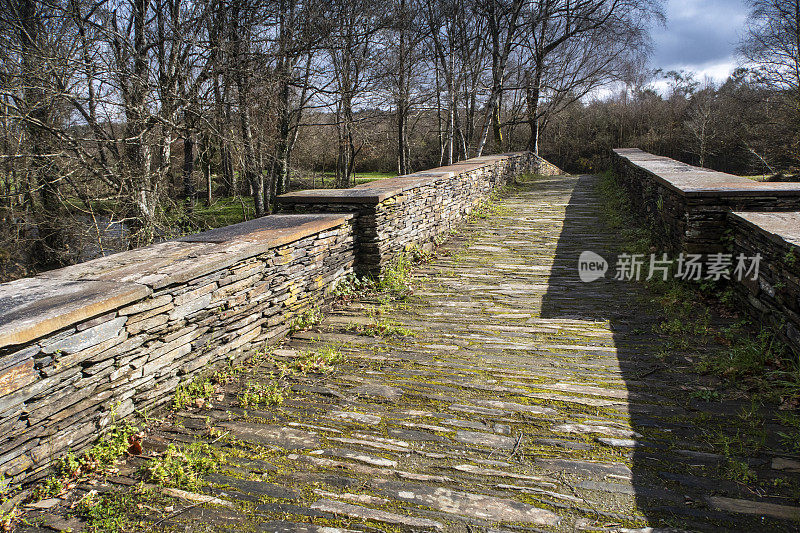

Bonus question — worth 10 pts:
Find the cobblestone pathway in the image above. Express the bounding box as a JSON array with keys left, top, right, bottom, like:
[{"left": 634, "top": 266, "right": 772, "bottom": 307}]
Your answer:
[{"left": 23, "top": 175, "right": 800, "bottom": 532}]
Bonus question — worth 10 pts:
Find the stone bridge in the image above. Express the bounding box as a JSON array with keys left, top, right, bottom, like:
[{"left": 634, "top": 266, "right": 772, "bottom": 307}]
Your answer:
[{"left": 3, "top": 152, "right": 800, "bottom": 532}]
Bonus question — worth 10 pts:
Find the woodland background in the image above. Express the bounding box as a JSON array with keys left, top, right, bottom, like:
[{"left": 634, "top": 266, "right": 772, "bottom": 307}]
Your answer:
[{"left": 1, "top": 0, "right": 798, "bottom": 280}]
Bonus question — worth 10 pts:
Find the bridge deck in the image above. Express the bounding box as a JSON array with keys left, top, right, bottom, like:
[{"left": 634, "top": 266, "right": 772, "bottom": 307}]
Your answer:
[{"left": 22, "top": 174, "right": 800, "bottom": 532}]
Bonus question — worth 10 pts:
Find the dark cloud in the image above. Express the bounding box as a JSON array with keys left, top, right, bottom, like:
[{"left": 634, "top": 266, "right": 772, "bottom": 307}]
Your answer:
[{"left": 649, "top": 0, "right": 749, "bottom": 79}]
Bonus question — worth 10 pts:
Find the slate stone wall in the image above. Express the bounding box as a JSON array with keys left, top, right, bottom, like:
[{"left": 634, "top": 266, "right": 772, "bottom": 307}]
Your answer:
[
  {"left": 0, "top": 152, "right": 541, "bottom": 487},
  {"left": 534, "top": 157, "right": 563, "bottom": 176},
  {"left": 611, "top": 158, "right": 689, "bottom": 252},
  {"left": 611, "top": 148, "right": 800, "bottom": 254},
  {"left": 729, "top": 213, "right": 800, "bottom": 356},
  {"left": 0, "top": 216, "right": 355, "bottom": 487},
  {"left": 612, "top": 148, "right": 800, "bottom": 356},
  {"left": 280, "top": 152, "right": 537, "bottom": 274}
]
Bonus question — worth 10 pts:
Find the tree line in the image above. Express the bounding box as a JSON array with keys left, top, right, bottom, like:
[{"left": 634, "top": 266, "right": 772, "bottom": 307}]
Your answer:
[
  {"left": 543, "top": 0, "right": 800, "bottom": 177},
  {"left": 543, "top": 67, "right": 800, "bottom": 176},
  {"left": 0, "top": 0, "right": 660, "bottom": 277}
]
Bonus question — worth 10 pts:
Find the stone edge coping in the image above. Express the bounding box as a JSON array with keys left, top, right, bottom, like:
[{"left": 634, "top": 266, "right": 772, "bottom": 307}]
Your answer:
[
  {"left": 730, "top": 211, "right": 800, "bottom": 250},
  {"left": 277, "top": 152, "right": 528, "bottom": 205},
  {"left": 0, "top": 213, "right": 353, "bottom": 350},
  {"left": 612, "top": 148, "right": 800, "bottom": 198}
]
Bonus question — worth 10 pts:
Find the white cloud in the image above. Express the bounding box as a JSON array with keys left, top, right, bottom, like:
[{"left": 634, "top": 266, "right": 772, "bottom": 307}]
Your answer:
[{"left": 649, "top": 0, "right": 748, "bottom": 79}]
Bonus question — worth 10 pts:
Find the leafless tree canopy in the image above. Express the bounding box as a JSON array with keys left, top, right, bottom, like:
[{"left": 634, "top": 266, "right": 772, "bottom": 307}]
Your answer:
[{"left": 0, "top": 0, "right": 663, "bottom": 279}]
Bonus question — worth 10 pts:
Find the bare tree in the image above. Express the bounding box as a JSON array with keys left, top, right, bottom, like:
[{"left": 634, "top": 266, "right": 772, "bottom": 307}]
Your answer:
[
  {"left": 0, "top": 0, "right": 672, "bottom": 279},
  {"left": 742, "top": 0, "right": 800, "bottom": 103},
  {"left": 473, "top": 0, "right": 524, "bottom": 156},
  {"left": 325, "top": 0, "right": 384, "bottom": 186},
  {"left": 519, "top": 0, "right": 662, "bottom": 155},
  {"left": 10, "top": 0, "right": 67, "bottom": 265}
]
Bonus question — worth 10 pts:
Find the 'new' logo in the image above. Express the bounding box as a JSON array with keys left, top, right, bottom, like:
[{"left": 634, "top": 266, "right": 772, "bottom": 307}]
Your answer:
[{"left": 578, "top": 251, "right": 607, "bottom": 282}]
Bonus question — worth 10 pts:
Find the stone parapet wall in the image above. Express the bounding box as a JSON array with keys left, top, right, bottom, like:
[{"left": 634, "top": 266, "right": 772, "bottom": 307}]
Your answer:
[
  {"left": 611, "top": 148, "right": 800, "bottom": 253},
  {"left": 533, "top": 157, "right": 564, "bottom": 176},
  {"left": 0, "top": 214, "right": 355, "bottom": 486},
  {"left": 729, "top": 212, "right": 800, "bottom": 356},
  {"left": 612, "top": 147, "right": 800, "bottom": 356},
  {"left": 279, "top": 152, "right": 539, "bottom": 273},
  {"left": 0, "top": 152, "right": 541, "bottom": 487}
]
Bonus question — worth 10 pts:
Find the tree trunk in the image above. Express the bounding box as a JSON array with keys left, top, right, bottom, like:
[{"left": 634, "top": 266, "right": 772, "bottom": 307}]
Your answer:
[
  {"left": 124, "top": 0, "right": 157, "bottom": 242},
  {"left": 199, "top": 133, "right": 212, "bottom": 205},
  {"left": 271, "top": 0, "right": 294, "bottom": 202},
  {"left": 232, "top": 10, "right": 265, "bottom": 216},
  {"left": 525, "top": 64, "right": 543, "bottom": 154},
  {"left": 239, "top": 101, "right": 264, "bottom": 216},
  {"left": 397, "top": 0, "right": 408, "bottom": 175},
  {"left": 20, "top": 0, "right": 65, "bottom": 266},
  {"left": 182, "top": 131, "right": 195, "bottom": 210},
  {"left": 435, "top": 59, "right": 444, "bottom": 166}
]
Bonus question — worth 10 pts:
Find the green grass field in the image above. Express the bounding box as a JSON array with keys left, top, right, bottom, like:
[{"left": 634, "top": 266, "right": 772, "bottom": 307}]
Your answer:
[
  {"left": 299, "top": 171, "right": 396, "bottom": 188},
  {"left": 63, "top": 170, "right": 397, "bottom": 235},
  {"left": 189, "top": 196, "right": 256, "bottom": 228}
]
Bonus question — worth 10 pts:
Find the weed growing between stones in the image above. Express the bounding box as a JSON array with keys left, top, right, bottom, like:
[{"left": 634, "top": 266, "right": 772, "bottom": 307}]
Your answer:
[
  {"left": 0, "top": 508, "right": 17, "bottom": 532},
  {"left": 407, "top": 243, "right": 435, "bottom": 263},
  {"left": 377, "top": 254, "right": 413, "bottom": 296},
  {"left": 332, "top": 250, "right": 419, "bottom": 302},
  {"left": 690, "top": 389, "right": 722, "bottom": 402},
  {"left": 74, "top": 489, "right": 137, "bottom": 532},
  {"left": 596, "top": 170, "right": 651, "bottom": 255},
  {"left": 30, "top": 419, "right": 142, "bottom": 502},
  {"left": 776, "top": 411, "right": 800, "bottom": 454},
  {"left": 345, "top": 318, "right": 416, "bottom": 337},
  {"left": 234, "top": 345, "right": 341, "bottom": 407},
  {"left": 173, "top": 376, "right": 217, "bottom": 410},
  {"left": 289, "top": 307, "right": 324, "bottom": 333},
  {"left": 172, "top": 347, "right": 277, "bottom": 411},
  {"left": 468, "top": 195, "right": 509, "bottom": 221},
  {"left": 290, "top": 345, "right": 341, "bottom": 374},
  {"left": 330, "top": 273, "right": 378, "bottom": 301},
  {"left": 238, "top": 381, "right": 284, "bottom": 407},
  {"left": 142, "top": 442, "right": 221, "bottom": 490}
]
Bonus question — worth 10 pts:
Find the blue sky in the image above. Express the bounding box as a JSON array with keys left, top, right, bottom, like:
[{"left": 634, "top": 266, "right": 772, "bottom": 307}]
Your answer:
[{"left": 649, "top": 0, "right": 750, "bottom": 84}]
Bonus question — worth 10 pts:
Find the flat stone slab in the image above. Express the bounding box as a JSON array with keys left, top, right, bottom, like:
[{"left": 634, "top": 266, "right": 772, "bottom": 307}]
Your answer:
[
  {"left": 310, "top": 499, "right": 443, "bottom": 529},
  {"left": 553, "top": 423, "right": 641, "bottom": 439},
  {"left": 614, "top": 148, "right": 800, "bottom": 197},
  {"left": 349, "top": 383, "right": 403, "bottom": 401},
  {"left": 470, "top": 399, "right": 557, "bottom": 416},
  {"left": 536, "top": 458, "right": 633, "bottom": 478},
  {"left": 37, "top": 213, "right": 350, "bottom": 291},
  {"left": 597, "top": 437, "right": 641, "bottom": 448},
  {"left": 221, "top": 422, "right": 319, "bottom": 449},
  {"left": 0, "top": 277, "right": 149, "bottom": 348},
  {"left": 279, "top": 153, "right": 525, "bottom": 205},
  {"left": 772, "top": 457, "right": 800, "bottom": 473},
  {"left": 731, "top": 211, "right": 800, "bottom": 248},
  {"left": 319, "top": 449, "right": 398, "bottom": 468},
  {"left": 279, "top": 188, "right": 398, "bottom": 204},
  {"left": 328, "top": 410, "right": 382, "bottom": 425},
  {"left": 454, "top": 430, "right": 517, "bottom": 449},
  {"left": 371, "top": 479, "right": 560, "bottom": 526},
  {"left": 205, "top": 473, "right": 297, "bottom": 499},
  {"left": 258, "top": 520, "right": 360, "bottom": 533},
  {"left": 178, "top": 213, "right": 351, "bottom": 245},
  {"left": 452, "top": 464, "right": 547, "bottom": 482},
  {"left": 39, "top": 240, "right": 219, "bottom": 289},
  {"left": 706, "top": 496, "right": 800, "bottom": 521}
]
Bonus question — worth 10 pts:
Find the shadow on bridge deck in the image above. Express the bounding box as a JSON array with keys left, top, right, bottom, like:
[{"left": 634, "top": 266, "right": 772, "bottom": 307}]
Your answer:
[{"left": 539, "top": 174, "right": 797, "bottom": 531}]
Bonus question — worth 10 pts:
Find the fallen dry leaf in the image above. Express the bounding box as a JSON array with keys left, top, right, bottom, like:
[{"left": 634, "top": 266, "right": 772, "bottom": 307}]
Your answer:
[{"left": 128, "top": 432, "right": 144, "bottom": 455}]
